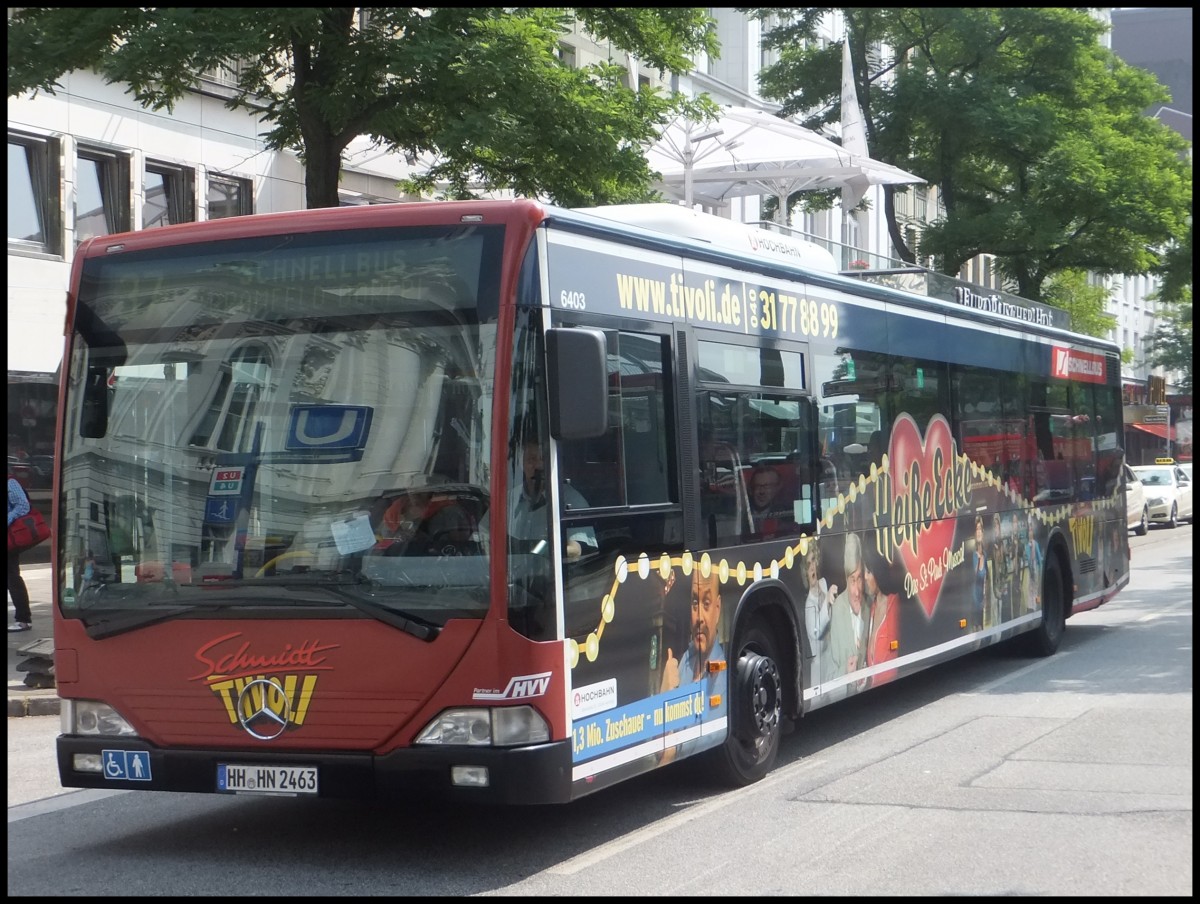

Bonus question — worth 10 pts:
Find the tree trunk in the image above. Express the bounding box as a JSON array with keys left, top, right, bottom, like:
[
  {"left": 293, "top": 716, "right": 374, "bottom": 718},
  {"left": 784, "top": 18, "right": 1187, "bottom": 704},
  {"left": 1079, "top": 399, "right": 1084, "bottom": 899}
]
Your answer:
[
  {"left": 884, "top": 187, "right": 915, "bottom": 265},
  {"left": 304, "top": 130, "right": 345, "bottom": 209}
]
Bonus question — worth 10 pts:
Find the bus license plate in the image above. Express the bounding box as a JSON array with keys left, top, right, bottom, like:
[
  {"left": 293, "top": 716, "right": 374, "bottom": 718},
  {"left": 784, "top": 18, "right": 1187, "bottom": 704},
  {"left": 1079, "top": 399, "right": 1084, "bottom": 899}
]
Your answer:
[{"left": 217, "top": 764, "right": 318, "bottom": 796}]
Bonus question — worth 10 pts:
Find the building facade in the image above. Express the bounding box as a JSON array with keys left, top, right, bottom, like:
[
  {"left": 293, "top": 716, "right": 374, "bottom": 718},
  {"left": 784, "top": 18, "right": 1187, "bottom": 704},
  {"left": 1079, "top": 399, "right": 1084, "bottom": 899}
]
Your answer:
[{"left": 1108, "top": 6, "right": 1193, "bottom": 463}]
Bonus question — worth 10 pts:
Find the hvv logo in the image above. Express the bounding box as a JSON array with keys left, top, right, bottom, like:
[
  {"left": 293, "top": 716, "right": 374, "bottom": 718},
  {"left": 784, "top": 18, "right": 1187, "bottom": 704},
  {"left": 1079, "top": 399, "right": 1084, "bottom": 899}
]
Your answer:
[
  {"left": 473, "top": 672, "right": 553, "bottom": 701},
  {"left": 285, "top": 405, "right": 373, "bottom": 453}
]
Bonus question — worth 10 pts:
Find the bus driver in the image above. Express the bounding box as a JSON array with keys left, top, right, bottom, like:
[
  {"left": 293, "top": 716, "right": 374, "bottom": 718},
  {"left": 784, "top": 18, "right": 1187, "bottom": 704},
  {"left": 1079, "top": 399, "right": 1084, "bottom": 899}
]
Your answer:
[{"left": 509, "top": 436, "right": 596, "bottom": 559}]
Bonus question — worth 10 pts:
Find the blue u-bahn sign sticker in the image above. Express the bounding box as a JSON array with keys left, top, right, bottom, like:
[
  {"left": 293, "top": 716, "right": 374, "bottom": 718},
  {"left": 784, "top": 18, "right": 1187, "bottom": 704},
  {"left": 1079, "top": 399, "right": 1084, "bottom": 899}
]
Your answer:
[
  {"left": 285, "top": 405, "right": 373, "bottom": 454},
  {"left": 204, "top": 497, "right": 239, "bottom": 525}
]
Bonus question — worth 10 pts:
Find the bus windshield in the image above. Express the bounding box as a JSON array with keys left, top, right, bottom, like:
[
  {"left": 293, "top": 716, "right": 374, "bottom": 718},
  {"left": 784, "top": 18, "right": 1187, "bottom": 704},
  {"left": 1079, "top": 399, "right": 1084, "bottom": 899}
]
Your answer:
[{"left": 60, "top": 225, "right": 503, "bottom": 632}]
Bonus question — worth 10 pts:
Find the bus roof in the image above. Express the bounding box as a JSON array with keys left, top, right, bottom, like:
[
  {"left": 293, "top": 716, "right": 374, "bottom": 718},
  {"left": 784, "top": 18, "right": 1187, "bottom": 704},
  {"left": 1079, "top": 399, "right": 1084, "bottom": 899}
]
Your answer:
[
  {"left": 74, "top": 197, "right": 1117, "bottom": 353},
  {"left": 573, "top": 203, "right": 839, "bottom": 274},
  {"left": 548, "top": 203, "right": 1118, "bottom": 352}
]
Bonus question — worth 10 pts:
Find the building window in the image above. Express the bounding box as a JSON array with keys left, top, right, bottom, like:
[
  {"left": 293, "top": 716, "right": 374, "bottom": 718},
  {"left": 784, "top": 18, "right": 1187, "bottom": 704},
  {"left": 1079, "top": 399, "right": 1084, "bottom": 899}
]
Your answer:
[
  {"left": 207, "top": 174, "right": 253, "bottom": 220},
  {"left": 338, "top": 190, "right": 396, "bottom": 206},
  {"left": 143, "top": 161, "right": 197, "bottom": 229},
  {"left": 913, "top": 185, "right": 928, "bottom": 221},
  {"left": 8, "top": 131, "right": 62, "bottom": 255},
  {"left": 189, "top": 343, "right": 272, "bottom": 452},
  {"left": 556, "top": 42, "right": 576, "bottom": 68},
  {"left": 76, "top": 145, "right": 132, "bottom": 246},
  {"left": 198, "top": 57, "right": 249, "bottom": 89},
  {"left": 843, "top": 212, "right": 861, "bottom": 253}
]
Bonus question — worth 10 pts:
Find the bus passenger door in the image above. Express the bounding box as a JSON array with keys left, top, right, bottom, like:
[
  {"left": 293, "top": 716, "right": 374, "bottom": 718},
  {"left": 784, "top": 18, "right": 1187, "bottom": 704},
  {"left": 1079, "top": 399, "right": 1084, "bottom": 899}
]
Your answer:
[{"left": 557, "top": 327, "right": 686, "bottom": 713}]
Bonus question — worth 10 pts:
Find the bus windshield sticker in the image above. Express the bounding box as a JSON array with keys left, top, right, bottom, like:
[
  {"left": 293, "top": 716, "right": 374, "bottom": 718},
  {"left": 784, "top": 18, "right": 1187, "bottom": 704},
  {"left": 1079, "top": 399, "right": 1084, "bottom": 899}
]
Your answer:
[
  {"left": 330, "top": 512, "right": 378, "bottom": 555},
  {"left": 285, "top": 404, "right": 374, "bottom": 454}
]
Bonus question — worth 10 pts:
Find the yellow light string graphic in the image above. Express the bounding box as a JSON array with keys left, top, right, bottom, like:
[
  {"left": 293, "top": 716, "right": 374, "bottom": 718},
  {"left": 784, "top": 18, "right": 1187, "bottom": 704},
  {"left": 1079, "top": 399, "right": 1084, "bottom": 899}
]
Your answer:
[{"left": 567, "top": 454, "right": 1116, "bottom": 670}]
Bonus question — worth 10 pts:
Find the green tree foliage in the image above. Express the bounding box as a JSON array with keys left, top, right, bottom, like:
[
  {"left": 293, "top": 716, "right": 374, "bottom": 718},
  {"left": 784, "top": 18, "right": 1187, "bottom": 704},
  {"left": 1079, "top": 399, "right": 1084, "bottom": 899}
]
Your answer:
[
  {"left": 746, "top": 8, "right": 1192, "bottom": 318},
  {"left": 1147, "top": 224, "right": 1193, "bottom": 391},
  {"left": 8, "top": 8, "right": 718, "bottom": 209},
  {"left": 1147, "top": 301, "right": 1193, "bottom": 393},
  {"left": 1040, "top": 269, "right": 1115, "bottom": 339},
  {"left": 1153, "top": 221, "right": 1192, "bottom": 308}
]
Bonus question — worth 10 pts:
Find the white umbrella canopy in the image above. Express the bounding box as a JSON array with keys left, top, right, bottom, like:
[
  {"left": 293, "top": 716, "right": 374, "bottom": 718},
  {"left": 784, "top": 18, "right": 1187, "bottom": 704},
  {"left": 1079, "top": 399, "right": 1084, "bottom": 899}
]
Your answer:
[{"left": 646, "top": 104, "right": 922, "bottom": 220}]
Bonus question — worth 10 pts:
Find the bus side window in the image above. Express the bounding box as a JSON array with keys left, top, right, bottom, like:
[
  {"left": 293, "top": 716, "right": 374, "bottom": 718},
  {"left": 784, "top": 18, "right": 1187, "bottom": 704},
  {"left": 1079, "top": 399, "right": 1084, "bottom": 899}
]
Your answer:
[
  {"left": 557, "top": 329, "right": 674, "bottom": 511},
  {"left": 559, "top": 430, "right": 618, "bottom": 508},
  {"left": 698, "top": 396, "right": 750, "bottom": 545}
]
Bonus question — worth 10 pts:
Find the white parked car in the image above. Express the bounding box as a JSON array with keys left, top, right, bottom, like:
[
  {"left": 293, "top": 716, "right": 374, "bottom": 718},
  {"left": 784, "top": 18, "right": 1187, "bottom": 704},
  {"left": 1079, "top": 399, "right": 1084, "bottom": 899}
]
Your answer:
[
  {"left": 1123, "top": 464, "right": 1148, "bottom": 535},
  {"left": 1131, "top": 463, "right": 1193, "bottom": 529}
]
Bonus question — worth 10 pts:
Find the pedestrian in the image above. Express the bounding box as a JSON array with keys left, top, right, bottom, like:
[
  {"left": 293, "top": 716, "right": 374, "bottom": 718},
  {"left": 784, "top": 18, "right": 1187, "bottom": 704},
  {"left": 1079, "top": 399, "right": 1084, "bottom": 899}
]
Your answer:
[{"left": 8, "top": 473, "right": 34, "bottom": 632}]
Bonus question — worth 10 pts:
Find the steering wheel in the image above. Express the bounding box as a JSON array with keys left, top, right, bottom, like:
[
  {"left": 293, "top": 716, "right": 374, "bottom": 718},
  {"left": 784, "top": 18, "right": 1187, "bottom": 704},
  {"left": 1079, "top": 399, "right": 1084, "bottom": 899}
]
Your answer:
[{"left": 254, "top": 550, "right": 315, "bottom": 577}]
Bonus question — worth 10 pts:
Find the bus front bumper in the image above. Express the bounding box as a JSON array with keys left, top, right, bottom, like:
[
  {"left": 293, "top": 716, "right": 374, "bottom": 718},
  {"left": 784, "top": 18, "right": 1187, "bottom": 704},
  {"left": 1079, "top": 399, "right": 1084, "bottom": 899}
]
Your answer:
[{"left": 56, "top": 735, "right": 575, "bottom": 805}]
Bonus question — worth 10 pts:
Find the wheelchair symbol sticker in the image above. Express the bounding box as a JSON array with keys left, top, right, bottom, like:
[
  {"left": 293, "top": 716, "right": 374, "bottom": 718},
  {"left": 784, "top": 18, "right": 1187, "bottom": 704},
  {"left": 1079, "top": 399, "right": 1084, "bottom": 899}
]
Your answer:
[{"left": 102, "top": 750, "right": 152, "bottom": 782}]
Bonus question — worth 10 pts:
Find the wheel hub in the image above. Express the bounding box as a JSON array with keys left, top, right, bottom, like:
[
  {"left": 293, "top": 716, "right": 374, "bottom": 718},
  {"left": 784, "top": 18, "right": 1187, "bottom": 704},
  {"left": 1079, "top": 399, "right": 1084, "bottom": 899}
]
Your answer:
[{"left": 739, "top": 653, "right": 781, "bottom": 739}]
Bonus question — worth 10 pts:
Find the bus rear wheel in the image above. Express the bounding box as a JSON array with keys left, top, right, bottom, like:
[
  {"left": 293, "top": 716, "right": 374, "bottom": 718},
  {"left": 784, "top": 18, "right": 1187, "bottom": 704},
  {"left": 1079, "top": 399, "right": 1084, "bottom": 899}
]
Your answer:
[
  {"left": 709, "top": 621, "right": 783, "bottom": 787},
  {"left": 1018, "top": 554, "right": 1066, "bottom": 657}
]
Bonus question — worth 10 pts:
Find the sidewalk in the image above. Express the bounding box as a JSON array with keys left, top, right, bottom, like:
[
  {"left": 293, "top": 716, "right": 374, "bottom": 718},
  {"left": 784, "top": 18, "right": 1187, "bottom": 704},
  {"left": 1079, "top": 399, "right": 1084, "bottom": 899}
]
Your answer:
[{"left": 8, "top": 560, "right": 60, "bottom": 718}]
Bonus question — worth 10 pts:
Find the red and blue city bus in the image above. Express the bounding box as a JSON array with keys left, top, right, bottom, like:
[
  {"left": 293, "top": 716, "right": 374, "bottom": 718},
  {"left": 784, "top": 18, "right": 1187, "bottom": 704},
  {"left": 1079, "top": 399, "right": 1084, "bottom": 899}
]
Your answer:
[{"left": 52, "top": 199, "right": 1128, "bottom": 803}]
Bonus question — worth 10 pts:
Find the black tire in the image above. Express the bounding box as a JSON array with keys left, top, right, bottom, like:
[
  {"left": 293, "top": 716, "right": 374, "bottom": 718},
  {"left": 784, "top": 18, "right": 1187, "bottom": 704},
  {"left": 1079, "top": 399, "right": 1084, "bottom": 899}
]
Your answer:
[
  {"left": 1135, "top": 507, "right": 1149, "bottom": 536},
  {"left": 1018, "top": 553, "right": 1066, "bottom": 657},
  {"left": 708, "top": 620, "right": 784, "bottom": 787},
  {"left": 1166, "top": 503, "right": 1178, "bottom": 529}
]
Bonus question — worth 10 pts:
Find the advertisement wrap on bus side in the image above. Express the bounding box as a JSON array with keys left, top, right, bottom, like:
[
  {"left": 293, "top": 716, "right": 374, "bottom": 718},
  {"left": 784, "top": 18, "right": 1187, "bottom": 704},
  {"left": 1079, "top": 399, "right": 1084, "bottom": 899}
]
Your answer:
[{"left": 564, "top": 406, "right": 1127, "bottom": 782}]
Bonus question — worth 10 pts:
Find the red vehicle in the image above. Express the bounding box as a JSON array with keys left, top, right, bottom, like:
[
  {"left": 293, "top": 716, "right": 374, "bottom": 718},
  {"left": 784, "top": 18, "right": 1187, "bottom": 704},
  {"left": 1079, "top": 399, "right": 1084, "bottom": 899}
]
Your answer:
[{"left": 52, "top": 201, "right": 1127, "bottom": 804}]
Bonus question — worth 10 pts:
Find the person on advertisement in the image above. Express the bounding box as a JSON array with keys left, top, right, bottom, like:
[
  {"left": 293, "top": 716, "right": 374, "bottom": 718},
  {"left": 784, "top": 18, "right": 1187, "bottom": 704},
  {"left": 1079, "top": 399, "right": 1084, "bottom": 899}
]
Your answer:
[{"left": 658, "top": 566, "right": 727, "bottom": 763}]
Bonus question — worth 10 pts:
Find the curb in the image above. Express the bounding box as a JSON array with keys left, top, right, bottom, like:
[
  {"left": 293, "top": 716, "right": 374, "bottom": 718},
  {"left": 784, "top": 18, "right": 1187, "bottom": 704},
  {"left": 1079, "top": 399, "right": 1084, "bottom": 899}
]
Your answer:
[{"left": 8, "top": 690, "right": 61, "bottom": 718}]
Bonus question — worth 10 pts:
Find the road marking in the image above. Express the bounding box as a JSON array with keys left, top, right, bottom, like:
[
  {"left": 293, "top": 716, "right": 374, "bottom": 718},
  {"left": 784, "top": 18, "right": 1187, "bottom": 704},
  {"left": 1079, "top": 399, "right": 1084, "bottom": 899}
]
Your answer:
[{"left": 7, "top": 788, "right": 128, "bottom": 824}]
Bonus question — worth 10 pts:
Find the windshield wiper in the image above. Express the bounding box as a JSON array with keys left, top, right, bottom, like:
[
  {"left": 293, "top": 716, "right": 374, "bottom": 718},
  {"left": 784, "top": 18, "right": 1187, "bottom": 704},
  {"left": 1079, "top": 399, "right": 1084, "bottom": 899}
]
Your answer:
[
  {"left": 84, "top": 606, "right": 195, "bottom": 640},
  {"left": 292, "top": 574, "right": 441, "bottom": 641},
  {"left": 79, "top": 573, "right": 441, "bottom": 642}
]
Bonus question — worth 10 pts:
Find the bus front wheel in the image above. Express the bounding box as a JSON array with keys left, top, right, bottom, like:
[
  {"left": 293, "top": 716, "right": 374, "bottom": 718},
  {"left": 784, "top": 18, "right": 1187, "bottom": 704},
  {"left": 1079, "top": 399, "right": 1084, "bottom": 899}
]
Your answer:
[{"left": 710, "top": 621, "right": 783, "bottom": 787}]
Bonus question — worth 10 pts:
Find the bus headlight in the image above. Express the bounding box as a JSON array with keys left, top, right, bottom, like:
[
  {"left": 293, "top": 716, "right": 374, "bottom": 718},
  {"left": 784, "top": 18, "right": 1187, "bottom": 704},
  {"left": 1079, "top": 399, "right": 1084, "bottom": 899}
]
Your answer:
[
  {"left": 62, "top": 699, "right": 138, "bottom": 737},
  {"left": 415, "top": 705, "right": 550, "bottom": 747},
  {"left": 492, "top": 705, "right": 550, "bottom": 745}
]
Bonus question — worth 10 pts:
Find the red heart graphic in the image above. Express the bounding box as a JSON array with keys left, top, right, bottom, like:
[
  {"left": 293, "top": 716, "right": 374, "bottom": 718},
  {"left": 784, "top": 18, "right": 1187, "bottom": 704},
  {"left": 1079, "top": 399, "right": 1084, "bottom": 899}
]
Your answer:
[{"left": 888, "top": 414, "right": 959, "bottom": 618}]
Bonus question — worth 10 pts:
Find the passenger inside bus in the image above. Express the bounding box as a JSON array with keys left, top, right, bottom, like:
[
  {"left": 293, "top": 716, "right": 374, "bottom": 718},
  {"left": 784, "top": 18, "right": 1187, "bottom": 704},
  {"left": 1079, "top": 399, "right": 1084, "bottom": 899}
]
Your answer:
[
  {"left": 371, "top": 476, "right": 485, "bottom": 557},
  {"left": 745, "top": 464, "right": 796, "bottom": 540},
  {"left": 698, "top": 426, "right": 749, "bottom": 545}
]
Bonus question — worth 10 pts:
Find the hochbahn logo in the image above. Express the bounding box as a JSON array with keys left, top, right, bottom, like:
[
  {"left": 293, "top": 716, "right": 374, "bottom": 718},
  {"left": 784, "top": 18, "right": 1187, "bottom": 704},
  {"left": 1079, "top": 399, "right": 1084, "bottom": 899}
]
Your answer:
[{"left": 1052, "top": 346, "right": 1106, "bottom": 384}]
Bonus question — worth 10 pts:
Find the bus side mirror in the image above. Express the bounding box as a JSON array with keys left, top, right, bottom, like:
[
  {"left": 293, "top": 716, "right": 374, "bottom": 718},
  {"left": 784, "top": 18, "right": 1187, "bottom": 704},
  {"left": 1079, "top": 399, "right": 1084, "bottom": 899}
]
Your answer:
[{"left": 547, "top": 327, "right": 608, "bottom": 440}]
